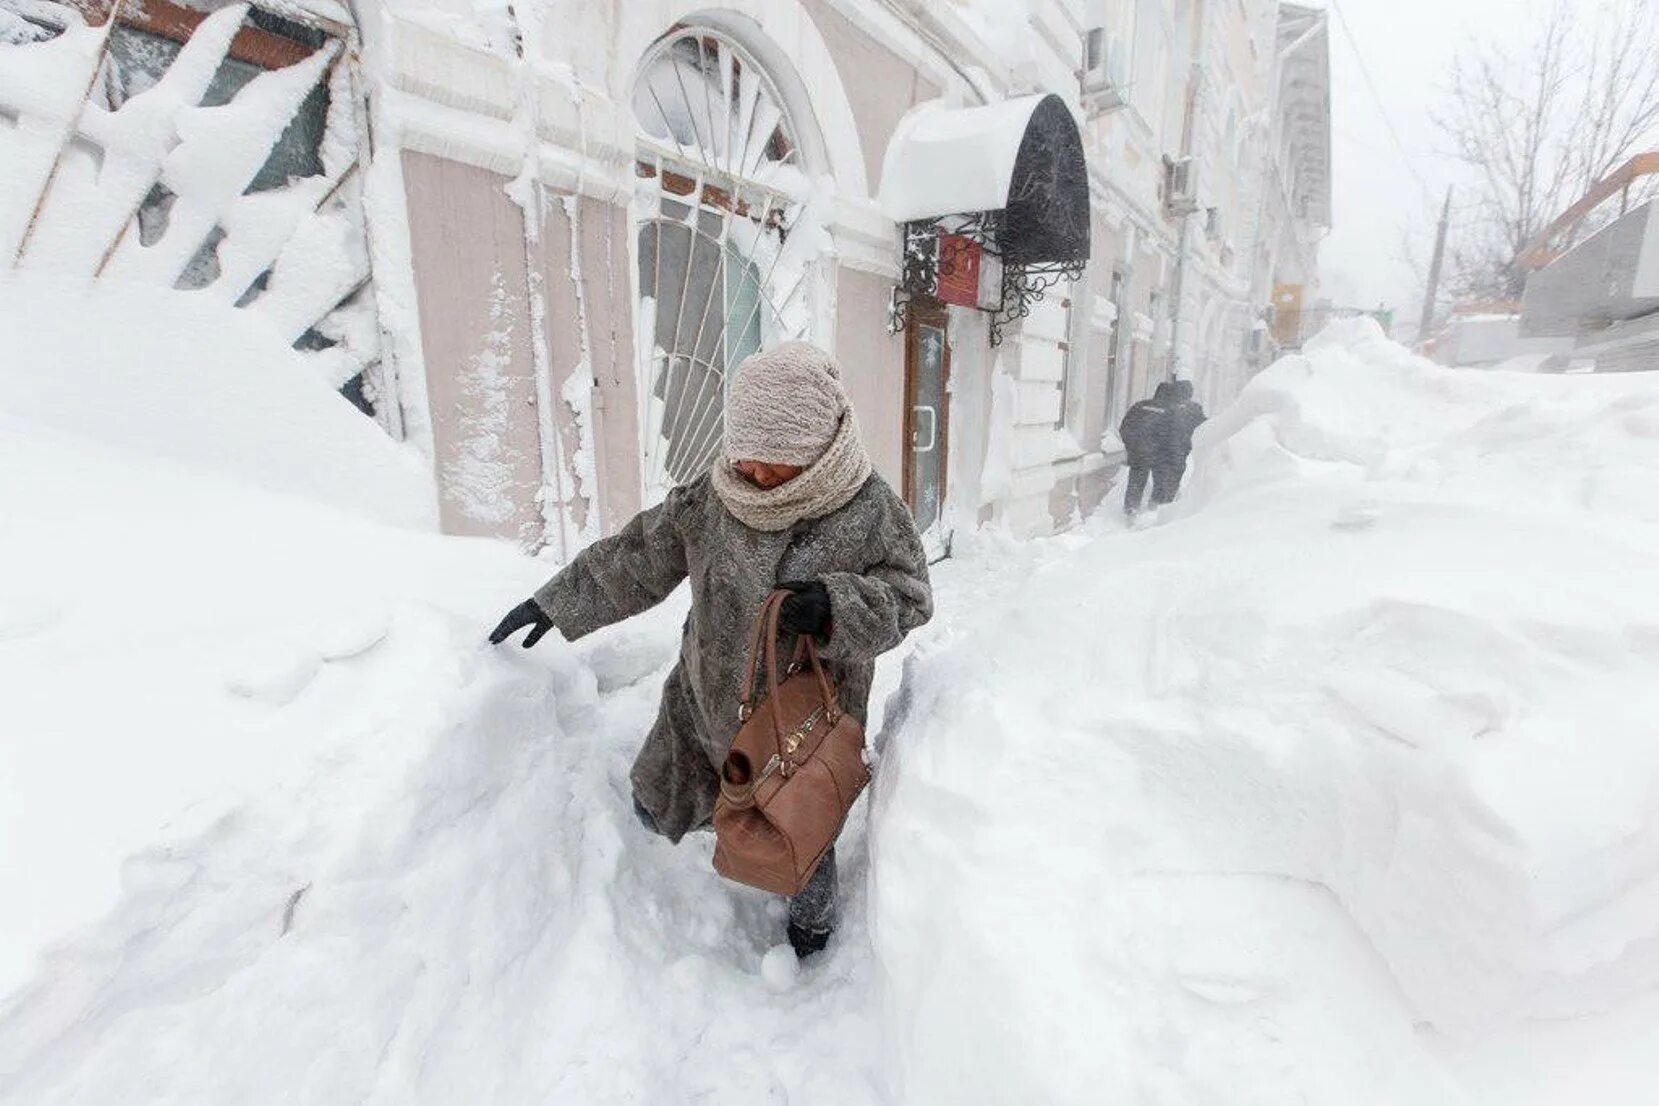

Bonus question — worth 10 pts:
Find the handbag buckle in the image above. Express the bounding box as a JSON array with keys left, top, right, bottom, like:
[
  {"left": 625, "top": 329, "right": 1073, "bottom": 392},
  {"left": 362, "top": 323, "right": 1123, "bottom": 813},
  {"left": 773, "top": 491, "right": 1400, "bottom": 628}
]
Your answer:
[{"left": 782, "top": 706, "right": 825, "bottom": 756}]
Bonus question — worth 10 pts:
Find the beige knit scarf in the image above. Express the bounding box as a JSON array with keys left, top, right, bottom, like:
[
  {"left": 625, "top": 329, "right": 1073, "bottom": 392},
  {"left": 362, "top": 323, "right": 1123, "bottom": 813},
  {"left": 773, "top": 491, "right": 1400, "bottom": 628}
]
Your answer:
[{"left": 711, "top": 411, "right": 874, "bottom": 532}]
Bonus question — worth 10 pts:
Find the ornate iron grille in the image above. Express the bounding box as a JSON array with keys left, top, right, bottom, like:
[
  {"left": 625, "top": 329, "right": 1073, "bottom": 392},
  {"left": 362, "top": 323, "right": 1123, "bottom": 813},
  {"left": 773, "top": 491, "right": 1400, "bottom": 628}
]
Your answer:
[{"left": 632, "top": 27, "right": 815, "bottom": 499}]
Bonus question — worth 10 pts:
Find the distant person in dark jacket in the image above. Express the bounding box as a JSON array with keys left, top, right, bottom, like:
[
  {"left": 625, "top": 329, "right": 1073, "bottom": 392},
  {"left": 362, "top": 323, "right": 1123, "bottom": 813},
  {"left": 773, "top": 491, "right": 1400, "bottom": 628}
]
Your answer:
[
  {"left": 1118, "top": 380, "right": 1207, "bottom": 515},
  {"left": 1156, "top": 380, "right": 1206, "bottom": 503},
  {"left": 1118, "top": 381, "right": 1176, "bottom": 516}
]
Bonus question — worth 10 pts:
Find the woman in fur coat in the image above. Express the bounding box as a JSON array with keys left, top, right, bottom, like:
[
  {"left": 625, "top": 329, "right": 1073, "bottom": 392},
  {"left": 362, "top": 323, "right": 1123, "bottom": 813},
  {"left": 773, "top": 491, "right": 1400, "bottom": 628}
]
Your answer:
[{"left": 490, "top": 341, "right": 933, "bottom": 957}]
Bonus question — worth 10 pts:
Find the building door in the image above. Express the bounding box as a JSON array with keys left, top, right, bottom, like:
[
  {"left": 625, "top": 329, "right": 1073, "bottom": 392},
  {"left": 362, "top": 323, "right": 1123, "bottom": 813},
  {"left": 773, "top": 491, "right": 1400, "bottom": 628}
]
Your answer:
[{"left": 903, "top": 297, "right": 952, "bottom": 557}]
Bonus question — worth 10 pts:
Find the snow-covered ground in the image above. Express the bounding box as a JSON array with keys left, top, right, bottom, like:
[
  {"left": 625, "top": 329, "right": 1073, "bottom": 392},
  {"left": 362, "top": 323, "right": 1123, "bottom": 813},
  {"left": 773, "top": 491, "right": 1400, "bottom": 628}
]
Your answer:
[
  {"left": 3, "top": 286, "right": 1658, "bottom": 1104},
  {"left": 876, "top": 320, "right": 1659, "bottom": 1104}
]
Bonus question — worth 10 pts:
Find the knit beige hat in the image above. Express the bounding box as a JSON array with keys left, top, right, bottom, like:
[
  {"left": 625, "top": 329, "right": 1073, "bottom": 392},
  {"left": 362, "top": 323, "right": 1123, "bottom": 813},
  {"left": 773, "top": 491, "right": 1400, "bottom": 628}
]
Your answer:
[{"left": 723, "top": 341, "right": 849, "bottom": 466}]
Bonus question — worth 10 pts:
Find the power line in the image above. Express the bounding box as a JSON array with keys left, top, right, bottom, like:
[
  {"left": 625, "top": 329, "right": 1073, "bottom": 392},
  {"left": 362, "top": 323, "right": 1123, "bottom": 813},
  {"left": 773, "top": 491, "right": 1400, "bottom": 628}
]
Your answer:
[{"left": 1325, "top": 0, "right": 1437, "bottom": 200}]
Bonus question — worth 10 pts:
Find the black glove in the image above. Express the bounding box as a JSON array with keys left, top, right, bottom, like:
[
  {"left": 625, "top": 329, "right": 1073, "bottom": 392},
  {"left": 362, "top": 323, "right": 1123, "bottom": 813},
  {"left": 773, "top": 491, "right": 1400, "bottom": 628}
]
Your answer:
[
  {"left": 777, "top": 580, "right": 832, "bottom": 638},
  {"left": 488, "top": 599, "right": 555, "bottom": 648}
]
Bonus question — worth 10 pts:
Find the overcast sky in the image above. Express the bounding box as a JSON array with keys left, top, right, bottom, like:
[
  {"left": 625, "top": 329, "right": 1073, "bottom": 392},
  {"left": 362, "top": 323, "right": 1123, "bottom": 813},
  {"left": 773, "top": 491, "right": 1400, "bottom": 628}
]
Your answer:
[{"left": 1314, "top": 0, "right": 1542, "bottom": 323}]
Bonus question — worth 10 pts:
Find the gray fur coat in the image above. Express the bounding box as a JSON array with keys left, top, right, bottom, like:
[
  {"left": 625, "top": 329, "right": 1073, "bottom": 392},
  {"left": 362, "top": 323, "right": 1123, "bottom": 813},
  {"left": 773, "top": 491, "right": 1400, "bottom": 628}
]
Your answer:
[{"left": 533, "top": 472, "right": 933, "bottom": 840}]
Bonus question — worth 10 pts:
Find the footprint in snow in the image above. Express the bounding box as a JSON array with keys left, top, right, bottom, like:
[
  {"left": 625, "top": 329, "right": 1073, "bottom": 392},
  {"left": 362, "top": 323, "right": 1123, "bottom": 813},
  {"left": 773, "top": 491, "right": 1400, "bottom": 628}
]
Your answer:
[
  {"left": 224, "top": 643, "right": 323, "bottom": 705},
  {"left": 312, "top": 611, "right": 391, "bottom": 661}
]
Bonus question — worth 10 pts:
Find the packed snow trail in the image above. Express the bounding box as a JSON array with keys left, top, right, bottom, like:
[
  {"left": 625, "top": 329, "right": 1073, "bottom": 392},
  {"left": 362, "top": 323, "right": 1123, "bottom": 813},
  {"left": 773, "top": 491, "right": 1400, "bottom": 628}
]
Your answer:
[
  {"left": 4, "top": 281, "right": 1659, "bottom": 1105},
  {"left": 0, "top": 277, "right": 914, "bottom": 1103}
]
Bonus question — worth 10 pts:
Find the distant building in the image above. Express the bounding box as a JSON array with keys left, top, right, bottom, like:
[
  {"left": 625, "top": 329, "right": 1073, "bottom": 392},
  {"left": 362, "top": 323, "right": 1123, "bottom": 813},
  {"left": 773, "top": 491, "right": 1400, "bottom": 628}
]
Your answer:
[
  {"left": 1, "top": 0, "right": 1332, "bottom": 551},
  {"left": 1514, "top": 154, "right": 1659, "bottom": 374},
  {"left": 1422, "top": 310, "right": 1573, "bottom": 370},
  {"left": 1521, "top": 197, "right": 1659, "bottom": 374},
  {"left": 1254, "top": 4, "right": 1333, "bottom": 364}
]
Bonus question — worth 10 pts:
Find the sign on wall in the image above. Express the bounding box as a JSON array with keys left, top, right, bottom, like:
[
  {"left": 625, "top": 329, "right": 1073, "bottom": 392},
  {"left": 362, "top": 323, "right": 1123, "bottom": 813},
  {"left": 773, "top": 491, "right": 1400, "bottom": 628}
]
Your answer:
[
  {"left": 936, "top": 234, "right": 981, "bottom": 308},
  {"left": 1272, "top": 283, "right": 1304, "bottom": 347}
]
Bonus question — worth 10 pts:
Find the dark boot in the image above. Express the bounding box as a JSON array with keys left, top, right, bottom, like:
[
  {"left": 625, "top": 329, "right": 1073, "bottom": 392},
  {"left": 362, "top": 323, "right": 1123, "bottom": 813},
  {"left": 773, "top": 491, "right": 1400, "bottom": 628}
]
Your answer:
[
  {"left": 786, "top": 848, "right": 838, "bottom": 959},
  {"left": 1123, "top": 464, "right": 1150, "bottom": 516}
]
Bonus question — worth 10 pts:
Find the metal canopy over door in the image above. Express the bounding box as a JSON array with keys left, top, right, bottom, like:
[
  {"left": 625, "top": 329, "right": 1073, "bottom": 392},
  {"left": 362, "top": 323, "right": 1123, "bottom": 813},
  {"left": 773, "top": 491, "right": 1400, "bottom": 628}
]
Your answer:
[{"left": 903, "top": 297, "right": 951, "bottom": 560}]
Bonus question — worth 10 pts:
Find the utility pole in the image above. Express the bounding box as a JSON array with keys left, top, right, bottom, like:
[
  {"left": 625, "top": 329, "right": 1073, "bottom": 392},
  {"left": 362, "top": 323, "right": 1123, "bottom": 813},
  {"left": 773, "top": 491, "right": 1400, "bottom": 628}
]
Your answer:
[
  {"left": 1417, "top": 187, "right": 1452, "bottom": 345},
  {"left": 1166, "top": 0, "right": 1207, "bottom": 381}
]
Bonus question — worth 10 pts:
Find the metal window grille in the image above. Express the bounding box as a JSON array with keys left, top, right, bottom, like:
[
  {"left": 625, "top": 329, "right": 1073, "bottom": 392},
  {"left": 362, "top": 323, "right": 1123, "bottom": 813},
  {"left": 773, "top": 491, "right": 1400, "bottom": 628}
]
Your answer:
[{"left": 632, "top": 27, "right": 815, "bottom": 499}]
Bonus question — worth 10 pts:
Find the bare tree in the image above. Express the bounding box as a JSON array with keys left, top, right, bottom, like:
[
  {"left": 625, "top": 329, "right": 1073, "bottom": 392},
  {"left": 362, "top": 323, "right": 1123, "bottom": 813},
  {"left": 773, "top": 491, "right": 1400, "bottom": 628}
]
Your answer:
[{"left": 1433, "top": 0, "right": 1659, "bottom": 302}]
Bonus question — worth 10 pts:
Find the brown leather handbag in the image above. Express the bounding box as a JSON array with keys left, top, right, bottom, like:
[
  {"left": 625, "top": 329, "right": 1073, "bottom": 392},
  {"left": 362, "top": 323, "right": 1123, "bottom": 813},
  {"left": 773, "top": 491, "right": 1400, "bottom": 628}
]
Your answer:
[{"left": 712, "top": 589, "right": 870, "bottom": 896}]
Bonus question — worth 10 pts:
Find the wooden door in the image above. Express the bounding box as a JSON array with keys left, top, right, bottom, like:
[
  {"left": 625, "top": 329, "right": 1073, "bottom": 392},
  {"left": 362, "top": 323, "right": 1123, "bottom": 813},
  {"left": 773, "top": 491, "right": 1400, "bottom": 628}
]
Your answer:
[{"left": 903, "top": 297, "right": 952, "bottom": 552}]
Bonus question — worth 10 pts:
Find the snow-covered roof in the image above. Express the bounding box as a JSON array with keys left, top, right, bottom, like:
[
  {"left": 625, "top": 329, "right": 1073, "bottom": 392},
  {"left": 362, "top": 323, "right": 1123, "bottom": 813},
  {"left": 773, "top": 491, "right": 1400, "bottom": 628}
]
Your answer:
[{"left": 878, "top": 95, "right": 1052, "bottom": 222}]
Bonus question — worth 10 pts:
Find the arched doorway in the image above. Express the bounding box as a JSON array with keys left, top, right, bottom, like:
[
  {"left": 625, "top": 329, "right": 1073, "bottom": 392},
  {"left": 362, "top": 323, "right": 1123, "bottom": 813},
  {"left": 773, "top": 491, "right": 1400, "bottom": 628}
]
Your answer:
[{"left": 630, "top": 24, "right": 828, "bottom": 502}]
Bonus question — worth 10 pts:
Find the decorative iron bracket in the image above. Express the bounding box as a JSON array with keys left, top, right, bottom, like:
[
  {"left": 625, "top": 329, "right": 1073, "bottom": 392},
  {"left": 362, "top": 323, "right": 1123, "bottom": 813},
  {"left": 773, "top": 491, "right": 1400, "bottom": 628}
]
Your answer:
[
  {"left": 940, "top": 210, "right": 1005, "bottom": 256},
  {"left": 888, "top": 284, "right": 912, "bottom": 334},
  {"left": 889, "top": 213, "right": 1083, "bottom": 346},
  {"left": 888, "top": 220, "right": 941, "bottom": 335},
  {"left": 989, "top": 259, "right": 1086, "bottom": 346}
]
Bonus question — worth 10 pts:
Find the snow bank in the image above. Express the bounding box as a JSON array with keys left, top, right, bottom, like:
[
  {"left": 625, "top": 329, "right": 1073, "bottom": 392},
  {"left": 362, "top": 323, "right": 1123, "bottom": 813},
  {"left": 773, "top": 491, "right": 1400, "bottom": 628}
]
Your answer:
[
  {"left": 0, "top": 275, "right": 433, "bottom": 528},
  {"left": 0, "top": 273, "right": 889, "bottom": 1102},
  {"left": 1187, "top": 318, "right": 1659, "bottom": 526},
  {"left": 872, "top": 318, "right": 1659, "bottom": 1103},
  {"left": 0, "top": 435, "right": 889, "bottom": 1105}
]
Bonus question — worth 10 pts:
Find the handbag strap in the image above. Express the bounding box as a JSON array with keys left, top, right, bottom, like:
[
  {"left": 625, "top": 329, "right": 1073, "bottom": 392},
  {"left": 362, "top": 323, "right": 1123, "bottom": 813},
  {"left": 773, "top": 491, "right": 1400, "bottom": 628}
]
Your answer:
[
  {"left": 737, "top": 589, "right": 841, "bottom": 745},
  {"left": 737, "top": 590, "right": 789, "bottom": 720},
  {"left": 790, "top": 632, "right": 839, "bottom": 722}
]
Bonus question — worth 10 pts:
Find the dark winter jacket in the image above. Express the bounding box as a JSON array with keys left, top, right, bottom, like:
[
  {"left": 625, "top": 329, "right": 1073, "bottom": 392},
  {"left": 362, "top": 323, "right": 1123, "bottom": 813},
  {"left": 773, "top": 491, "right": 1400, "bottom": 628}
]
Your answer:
[
  {"left": 532, "top": 472, "right": 933, "bottom": 841},
  {"left": 1121, "top": 381, "right": 1207, "bottom": 468},
  {"left": 1119, "top": 382, "right": 1177, "bottom": 467},
  {"left": 1165, "top": 381, "right": 1207, "bottom": 466}
]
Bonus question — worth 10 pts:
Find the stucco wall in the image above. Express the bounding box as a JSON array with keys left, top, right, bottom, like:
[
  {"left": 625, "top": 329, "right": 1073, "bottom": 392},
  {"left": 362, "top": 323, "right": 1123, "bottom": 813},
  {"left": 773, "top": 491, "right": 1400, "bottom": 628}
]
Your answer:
[
  {"left": 402, "top": 150, "right": 546, "bottom": 547},
  {"left": 404, "top": 150, "right": 643, "bottom": 552},
  {"left": 800, "top": 0, "right": 940, "bottom": 195}
]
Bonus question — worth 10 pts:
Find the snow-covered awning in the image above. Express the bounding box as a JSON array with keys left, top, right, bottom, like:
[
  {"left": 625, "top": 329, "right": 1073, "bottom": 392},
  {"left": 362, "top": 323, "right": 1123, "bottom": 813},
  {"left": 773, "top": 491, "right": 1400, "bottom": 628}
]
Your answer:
[{"left": 879, "top": 93, "right": 1089, "bottom": 267}]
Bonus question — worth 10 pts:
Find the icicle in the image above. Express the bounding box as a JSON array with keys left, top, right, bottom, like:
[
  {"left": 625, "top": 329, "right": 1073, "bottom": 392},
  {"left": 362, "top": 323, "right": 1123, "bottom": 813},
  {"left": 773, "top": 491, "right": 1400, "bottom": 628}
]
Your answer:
[{"left": 561, "top": 192, "right": 600, "bottom": 549}]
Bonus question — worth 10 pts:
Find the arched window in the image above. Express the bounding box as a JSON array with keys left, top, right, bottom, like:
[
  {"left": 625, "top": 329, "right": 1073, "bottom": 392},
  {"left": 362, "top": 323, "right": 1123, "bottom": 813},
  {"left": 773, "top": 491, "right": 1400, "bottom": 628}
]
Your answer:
[{"left": 631, "top": 26, "right": 821, "bottom": 499}]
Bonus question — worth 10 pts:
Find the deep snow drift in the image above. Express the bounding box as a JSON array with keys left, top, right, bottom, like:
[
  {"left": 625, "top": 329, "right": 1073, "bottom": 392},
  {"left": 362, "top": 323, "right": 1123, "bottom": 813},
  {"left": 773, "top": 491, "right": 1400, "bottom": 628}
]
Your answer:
[
  {"left": 0, "top": 279, "right": 888, "bottom": 1103},
  {"left": 3, "top": 303, "right": 1658, "bottom": 1105},
  {"left": 874, "top": 319, "right": 1659, "bottom": 1104}
]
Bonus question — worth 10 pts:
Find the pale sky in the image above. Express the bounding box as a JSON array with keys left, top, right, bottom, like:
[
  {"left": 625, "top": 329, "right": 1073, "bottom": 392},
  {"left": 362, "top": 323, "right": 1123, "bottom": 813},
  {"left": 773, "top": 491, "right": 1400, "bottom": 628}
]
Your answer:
[{"left": 1314, "top": 0, "right": 1540, "bottom": 325}]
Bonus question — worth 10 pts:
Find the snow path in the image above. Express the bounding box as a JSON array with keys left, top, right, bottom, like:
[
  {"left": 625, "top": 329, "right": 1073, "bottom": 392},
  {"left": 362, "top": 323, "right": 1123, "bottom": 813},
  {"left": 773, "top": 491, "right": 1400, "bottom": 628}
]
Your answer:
[
  {"left": 0, "top": 455, "right": 983, "bottom": 1103},
  {"left": 0, "top": 358, "right": 1027, "bottom": 1102},
  {"left": 0, "top": 276, "right": 915, "bottom": 1103}
]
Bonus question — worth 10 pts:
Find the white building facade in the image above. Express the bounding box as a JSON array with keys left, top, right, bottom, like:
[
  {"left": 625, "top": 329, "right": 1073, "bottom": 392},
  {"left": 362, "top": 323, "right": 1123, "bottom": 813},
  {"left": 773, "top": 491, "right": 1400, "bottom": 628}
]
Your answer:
[{"left": 1, "top": 0, "right": 1331, "bottom": 553}]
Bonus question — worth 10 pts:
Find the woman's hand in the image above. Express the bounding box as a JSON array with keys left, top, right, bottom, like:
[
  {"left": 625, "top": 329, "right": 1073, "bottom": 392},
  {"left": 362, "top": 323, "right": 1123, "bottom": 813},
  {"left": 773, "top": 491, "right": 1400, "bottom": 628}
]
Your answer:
[
  {"left": 777, "top": 581, "right": 832, "bottom": 638},
  {"left": 488, "top": 599, "right": 555, "bottom": 647}
]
